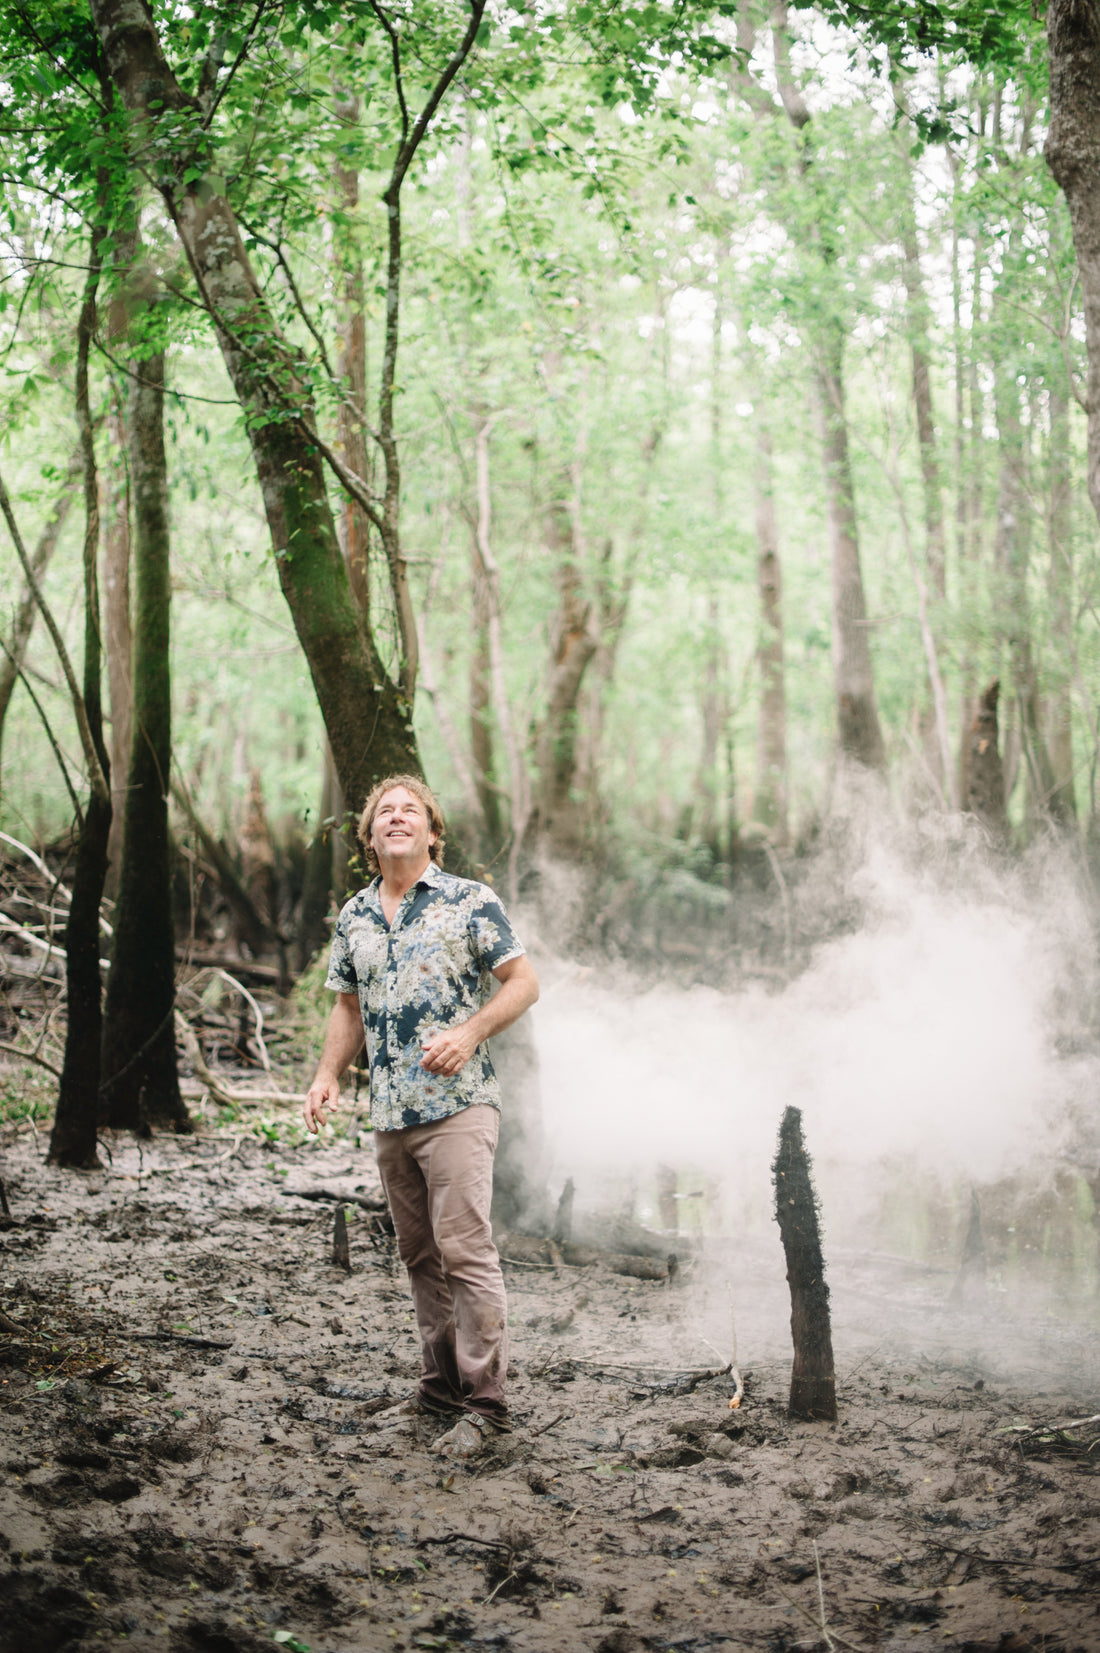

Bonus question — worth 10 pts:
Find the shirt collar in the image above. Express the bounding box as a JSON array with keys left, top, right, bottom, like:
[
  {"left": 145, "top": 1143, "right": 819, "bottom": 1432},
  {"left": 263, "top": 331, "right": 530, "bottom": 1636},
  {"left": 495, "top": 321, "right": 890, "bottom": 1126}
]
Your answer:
[{"left": 365, "top": 859, "right": 444, "bottom": 909}]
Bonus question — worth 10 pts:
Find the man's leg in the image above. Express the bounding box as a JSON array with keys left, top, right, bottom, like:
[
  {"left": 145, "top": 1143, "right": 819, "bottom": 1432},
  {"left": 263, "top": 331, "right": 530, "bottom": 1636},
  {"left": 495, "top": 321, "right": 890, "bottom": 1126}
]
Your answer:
[
  {"left": 374, "top": 1126, "right": 463, "bottom": 1412},
  {"left": 409, "top": 1105, "right": 509, "bottom": 1427}
]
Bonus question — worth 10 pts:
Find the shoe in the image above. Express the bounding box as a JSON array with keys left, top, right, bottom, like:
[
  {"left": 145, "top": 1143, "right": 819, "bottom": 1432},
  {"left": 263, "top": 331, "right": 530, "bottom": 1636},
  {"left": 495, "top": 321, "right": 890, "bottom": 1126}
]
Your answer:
[{"left": 432, "top": 1414, "right": 489, "bottom": 1461}]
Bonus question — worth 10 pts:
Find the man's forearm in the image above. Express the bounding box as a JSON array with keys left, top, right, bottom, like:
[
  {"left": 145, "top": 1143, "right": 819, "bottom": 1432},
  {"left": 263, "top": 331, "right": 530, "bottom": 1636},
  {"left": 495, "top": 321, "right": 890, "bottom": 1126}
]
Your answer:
[
  {"left": 315, "top": 995, "right": 365, "bottom": 1083},
  {"left": 463, "top": 966, "right": 539, "bottom": 1048}
]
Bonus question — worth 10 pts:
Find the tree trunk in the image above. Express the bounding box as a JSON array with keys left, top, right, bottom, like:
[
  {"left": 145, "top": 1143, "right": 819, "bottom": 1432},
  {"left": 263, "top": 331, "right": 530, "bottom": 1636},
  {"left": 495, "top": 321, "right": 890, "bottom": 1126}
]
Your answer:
[
  {"left": 470, "top": 546, "right": 503, "bottom": 859},
  {"left": 49, "top": 225, "right": 113, "bottom": 1171},
  {"left": 815, "top": 332, "right": 886, "bottom": 770},
  {"left": 102, "top": 393, "right": 132, "bottom": 896},
  {"left": 692, "top": 591, "right": 727, "bottom": 862},
  {"left": 468, "top": 421, "right": 530, "bottom": 897},
  {"left": 333, "top": 84, "right": 372, "bottom": 622},
  {"left": 1046, "top": 379, "right": 1077, "bottom": 823},
  {"left": 895, "top": 85, "right": 947, "bottom": 601},
  {"left": 89, "top": 0, "right": 423, "bottom": 812},
  {"left": 994, "top": 371, "right": 1058, "bottom": 828},
  {"left": 296, "top": 742, "right": 340, "bottom": 973},
  {"left": 773, "top": 1106, "right": 837, "bottom": 1422},
  {"left": 966, "top": 678, "right": 1007, "bottom": 840},
  {"left": 769, "top": 4, "right": 885, "bottom": 771},
  {"left": 1048, "top": 0, "right": 1100, "bottom": 535},
  {"left": 753, "top": 421, "right": 788, "bottom": 842},
  {"left": 100, "top": 352, "right": 189, "bottom": 1133},
  {"left": 0, "top": 445, "right": 82, "bottom": 780},
  {"left": 534, "top": 489, "right": 600, "bottom": 858}
]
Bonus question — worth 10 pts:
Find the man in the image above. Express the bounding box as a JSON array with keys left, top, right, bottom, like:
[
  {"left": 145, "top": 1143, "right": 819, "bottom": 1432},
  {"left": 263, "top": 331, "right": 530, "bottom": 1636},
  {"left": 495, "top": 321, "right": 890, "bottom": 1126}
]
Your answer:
[{"left": 303, "top": 775, "right": 538, "bottom": 1459}]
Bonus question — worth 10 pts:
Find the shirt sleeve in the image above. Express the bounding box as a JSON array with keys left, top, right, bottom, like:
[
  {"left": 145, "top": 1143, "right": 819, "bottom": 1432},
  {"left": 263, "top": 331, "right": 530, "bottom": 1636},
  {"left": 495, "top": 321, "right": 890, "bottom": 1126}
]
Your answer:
[
  {"left": 324, "top": 906, "right": 358, "bottom": 994},
  {"left": 468, "top": 886, "right": 525, "bottom": 973}
]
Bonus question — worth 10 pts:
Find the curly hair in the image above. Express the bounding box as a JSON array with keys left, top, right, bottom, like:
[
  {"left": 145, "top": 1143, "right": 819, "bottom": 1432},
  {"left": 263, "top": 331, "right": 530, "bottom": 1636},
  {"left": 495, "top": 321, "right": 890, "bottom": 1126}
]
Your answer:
[{"left": 356, "top": 774, "right": 446, "bottom": 877}]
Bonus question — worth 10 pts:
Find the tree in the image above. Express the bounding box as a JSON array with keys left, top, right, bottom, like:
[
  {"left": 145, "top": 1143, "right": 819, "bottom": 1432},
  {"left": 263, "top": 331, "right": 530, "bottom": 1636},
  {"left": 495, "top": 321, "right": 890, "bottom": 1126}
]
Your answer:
[
  {"left": 100, "top": 344, "right": 189, "bottom": 1132},
  {"left": 87, "top": 0, "right": 486, "bottom": 810}
]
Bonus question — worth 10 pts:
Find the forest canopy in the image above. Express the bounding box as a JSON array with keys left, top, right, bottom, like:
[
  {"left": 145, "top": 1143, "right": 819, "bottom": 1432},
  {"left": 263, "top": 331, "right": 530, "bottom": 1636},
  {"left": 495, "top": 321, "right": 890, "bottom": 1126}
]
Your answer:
[{"left": 0, "top": 0, "right": 1092, "bottom": 899}]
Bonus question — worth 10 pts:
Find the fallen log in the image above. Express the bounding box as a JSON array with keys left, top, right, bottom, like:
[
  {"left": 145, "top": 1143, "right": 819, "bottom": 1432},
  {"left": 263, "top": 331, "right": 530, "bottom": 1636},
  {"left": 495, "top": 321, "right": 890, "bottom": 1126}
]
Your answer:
[{"left": 561, "top": 1242, "right": 671, "bottom": 1280}]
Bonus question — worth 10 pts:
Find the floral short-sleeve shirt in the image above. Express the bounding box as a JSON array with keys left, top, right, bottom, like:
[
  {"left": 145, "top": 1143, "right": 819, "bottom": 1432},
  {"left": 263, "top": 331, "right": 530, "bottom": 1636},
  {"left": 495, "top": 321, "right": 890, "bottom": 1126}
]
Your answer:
[{"left": 325, "top": 862, "right": 525, "bottom": 1132}]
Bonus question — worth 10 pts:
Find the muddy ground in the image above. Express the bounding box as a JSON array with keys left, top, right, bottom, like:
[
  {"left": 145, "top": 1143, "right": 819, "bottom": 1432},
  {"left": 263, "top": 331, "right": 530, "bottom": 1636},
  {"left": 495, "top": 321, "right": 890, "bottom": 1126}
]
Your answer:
[{"left": 1, "top": 1118, "right": 1098, "bottom": 1653}]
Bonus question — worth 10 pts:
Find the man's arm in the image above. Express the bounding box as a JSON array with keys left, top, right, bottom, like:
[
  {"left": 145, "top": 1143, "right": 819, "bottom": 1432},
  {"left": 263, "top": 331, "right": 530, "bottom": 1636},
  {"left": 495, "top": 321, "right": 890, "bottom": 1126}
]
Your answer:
[
  {"left": 420, "top": 954, "right": 539, "bottom": 1077},
  {"left": 303, "top": 992, "right": 365, "bottom": 1133}
]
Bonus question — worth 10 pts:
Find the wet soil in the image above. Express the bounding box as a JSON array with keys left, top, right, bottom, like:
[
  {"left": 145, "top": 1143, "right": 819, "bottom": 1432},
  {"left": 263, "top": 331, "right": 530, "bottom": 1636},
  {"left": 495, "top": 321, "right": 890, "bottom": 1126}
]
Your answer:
[{"left": 1, "top": 1121, "right": 1098, "bottom": 1653}]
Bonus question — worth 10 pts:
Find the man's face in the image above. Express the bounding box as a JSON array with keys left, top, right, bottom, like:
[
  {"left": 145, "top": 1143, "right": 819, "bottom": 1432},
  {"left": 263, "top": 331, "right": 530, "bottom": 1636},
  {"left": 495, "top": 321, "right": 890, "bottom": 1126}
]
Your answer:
[{"left": 370, "top": 785, "right": 436, "bottom": 872}]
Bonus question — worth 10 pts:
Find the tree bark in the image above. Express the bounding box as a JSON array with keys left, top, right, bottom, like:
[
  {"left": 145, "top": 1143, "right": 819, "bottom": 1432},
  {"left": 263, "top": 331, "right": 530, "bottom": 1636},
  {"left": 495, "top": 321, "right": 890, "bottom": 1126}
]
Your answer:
[
  {"left": 770, "top": 3, "right": 885, "bottom": 771},
  {"left": 966, "top": 678, "right": 1007, "bottom": 840},
  {"left": 753, "top": 420, "right": 788, "bottom": 842},
  {"left": 49, "top": 222, "right": 112, "bottom": 1170},
  {"left": 1046, "top": 379, "right": 1077, "bottom": 822},
  {"left": 534, "top": 487, "right": 600, "bottom": 859},
  {"left": 296, "top": 743, "right": 340, "bottom": 974},
  {"left": 0, "top": 445, "right": 82, "bottom": 781},
  {"left": 100, "top": 351, "right": 190, "bottom": 1133},
  {"left": 88, "top": 0, "right": 423, "bottom": 811},
  {"left": 815, "top": 332, "right": 886, "bottom": 769},
  {"left": 894, "top": 80, "right": 947, "bottom": 601},
  {"left": 102, "top": 393, "right": 132, "bottom": 896},
  {"left": 994, "top": 369, "right": 1059, "bottom": 827},
  {"left": 773, "top": 1106, "right": 837, "bottom": 1422},
  {"left": 1048, "top": 0, "right": 1100, "bottom": 535},
  {"left": 333, "top": 83, "right": 372, "bottom": 623},
  {"left": 468, "top": 420, "right": 530, "bottom": 898},
  {"left": 469, "top": 543, "right": 503, "bottom": 858}
]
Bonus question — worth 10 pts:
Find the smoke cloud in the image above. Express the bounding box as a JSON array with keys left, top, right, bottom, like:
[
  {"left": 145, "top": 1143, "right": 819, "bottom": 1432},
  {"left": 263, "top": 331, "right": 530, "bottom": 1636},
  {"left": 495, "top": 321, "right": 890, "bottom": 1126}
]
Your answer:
[{"left": 530, "top": 823, "right": 1099, "bottom": 1246}]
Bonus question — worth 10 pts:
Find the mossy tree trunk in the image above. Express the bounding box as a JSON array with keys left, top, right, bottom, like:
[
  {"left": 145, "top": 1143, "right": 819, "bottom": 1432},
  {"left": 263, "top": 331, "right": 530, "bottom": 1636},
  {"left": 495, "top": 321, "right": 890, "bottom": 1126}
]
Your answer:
[{"left": 100, "top": 351, "right": 189, "bottom": 1133}]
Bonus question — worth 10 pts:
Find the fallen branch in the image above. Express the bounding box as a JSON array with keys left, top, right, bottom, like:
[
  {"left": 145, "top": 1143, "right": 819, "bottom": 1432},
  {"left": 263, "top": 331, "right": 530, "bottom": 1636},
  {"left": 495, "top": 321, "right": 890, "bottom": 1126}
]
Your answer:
[
  {"left": 126, "top": 1331, "right": 235, "bottom": 1350},
  {"left": 174, "top": 1011, "right": 307, "bottom": 1106},
  {"left": 176, "top": 948, "right": 283, "bottom": 983},
  {"left": 0, "top": 829, "right": 112, "bottom": 936},
  {"left": 279, "top": 1188, "right": 387, "bottom": 1214},
  {"left": 415, "top": 1533, "right": 515, "bottom": 1552},
  {"left": 0, "top": 1040, "right": 61, "bottom": 1078},
  {"left": 530, "top": 1411, "right": 567, "bottom": 1438},
  {"left": 1002, "top": 1412, "right": 1100, "bottom": 1439}
]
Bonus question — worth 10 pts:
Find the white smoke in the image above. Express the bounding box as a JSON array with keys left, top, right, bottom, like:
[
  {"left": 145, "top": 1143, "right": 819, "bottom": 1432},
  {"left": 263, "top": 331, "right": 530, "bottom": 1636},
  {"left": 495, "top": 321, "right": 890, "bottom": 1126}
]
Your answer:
[{"left": 529, "top": 826, "right": 1099, "bottom": 1245}]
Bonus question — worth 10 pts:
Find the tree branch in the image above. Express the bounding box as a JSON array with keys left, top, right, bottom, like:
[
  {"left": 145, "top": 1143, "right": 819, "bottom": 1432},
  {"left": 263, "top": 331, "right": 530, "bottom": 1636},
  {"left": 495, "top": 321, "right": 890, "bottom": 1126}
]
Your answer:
[
  {"left": 0, "top": 633, "right": 83, "bottom": 823},
  {"left": 202, "top": 0, "right": 271, "bottom": 130},
  {"left": 0, "top": 472, "right": 107, "bottom": 807}
]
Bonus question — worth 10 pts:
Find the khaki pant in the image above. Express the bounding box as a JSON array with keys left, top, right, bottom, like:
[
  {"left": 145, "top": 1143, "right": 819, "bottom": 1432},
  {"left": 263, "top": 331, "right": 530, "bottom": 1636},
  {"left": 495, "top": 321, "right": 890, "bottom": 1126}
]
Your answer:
[{"left": 373, "top": 1104, "right": 508, "bottom": 1424}]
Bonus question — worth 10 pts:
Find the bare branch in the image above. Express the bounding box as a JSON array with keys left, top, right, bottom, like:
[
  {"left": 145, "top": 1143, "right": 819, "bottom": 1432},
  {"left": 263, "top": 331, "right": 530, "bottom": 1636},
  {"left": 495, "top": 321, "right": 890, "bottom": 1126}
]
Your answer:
[
  {"left": 0, "top": 471, "right": 107, "bottom": 806},
  {"left": 202, "top": 1, "right": 271, "bottom": 130}
]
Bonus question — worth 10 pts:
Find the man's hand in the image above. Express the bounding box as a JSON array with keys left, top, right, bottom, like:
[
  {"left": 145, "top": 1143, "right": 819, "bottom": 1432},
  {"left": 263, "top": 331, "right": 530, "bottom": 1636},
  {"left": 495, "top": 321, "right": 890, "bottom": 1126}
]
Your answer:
[
  {"left": 303, "top": 1073, "right": 341, "bottom": 1134},
  {"left": 303, "top": 992, "right": 363, "bottom": 1135},
  {"left": 419, "top": 956, "right": 539, "bottom": 1079},
  {"left": 421, "top": 1022, "right": 478, "bottom": 1077}
]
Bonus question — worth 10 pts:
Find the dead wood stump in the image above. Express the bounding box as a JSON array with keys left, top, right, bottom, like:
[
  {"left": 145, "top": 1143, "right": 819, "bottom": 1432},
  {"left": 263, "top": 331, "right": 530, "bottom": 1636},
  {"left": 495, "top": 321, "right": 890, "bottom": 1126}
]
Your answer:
[
  {"left": 967, "top": 678, "right": 1007, "bottom": 839},
  {"left": 949, "top": 1189, "right": 987, "bottom": 1305},
  {"left": 773, "top": 1106, "right": 837, "bottom": 1421},
  {"left": 552, "top": 1177, "right": 575, "bottom": 1247},
  {"left": 332, "top": 1204, "right": 352, "bottom": 1272}
]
